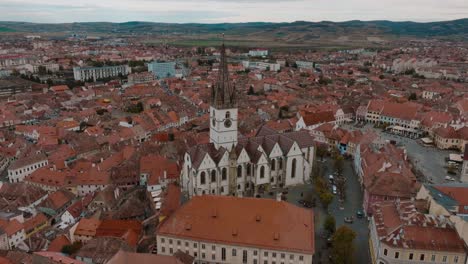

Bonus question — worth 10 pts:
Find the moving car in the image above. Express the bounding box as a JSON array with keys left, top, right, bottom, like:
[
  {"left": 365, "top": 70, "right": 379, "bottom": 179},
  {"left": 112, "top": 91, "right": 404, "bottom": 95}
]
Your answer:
[{"left": 344, "top": 216, "right": 354, "bottom": 223}]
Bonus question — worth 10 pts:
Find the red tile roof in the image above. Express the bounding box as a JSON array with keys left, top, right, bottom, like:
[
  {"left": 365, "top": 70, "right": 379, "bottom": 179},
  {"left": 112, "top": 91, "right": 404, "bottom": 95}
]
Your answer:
[{"left": 157, "top": 196, "right": 314, "bottom": 254}]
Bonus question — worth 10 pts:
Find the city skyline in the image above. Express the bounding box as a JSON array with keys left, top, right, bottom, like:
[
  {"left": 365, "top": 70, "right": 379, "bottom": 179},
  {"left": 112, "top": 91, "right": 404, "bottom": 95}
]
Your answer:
[{"left": 0, "top": 0, "right": 467, "bottom": 23}]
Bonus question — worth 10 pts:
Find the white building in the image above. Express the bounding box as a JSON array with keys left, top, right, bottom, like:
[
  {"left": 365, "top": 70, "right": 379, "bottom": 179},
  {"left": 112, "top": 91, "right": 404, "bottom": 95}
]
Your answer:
[
  {"left": 181, "top": 44, "right": 314, "bottom": 198},
  {"left": 73, "top": 65, "right": 131, "bottom": 81},
  {"left": 248, "top": 49, "right": 269, "bottom": 57},
  {"left": 242, "top": 61, "right": 280, "bottom": 72},
  {"left": 7, "top": 153, "right": 48, "bottom": 183},
  {"left": 157, "top": 195, "right": 315, "bottom": 264}
]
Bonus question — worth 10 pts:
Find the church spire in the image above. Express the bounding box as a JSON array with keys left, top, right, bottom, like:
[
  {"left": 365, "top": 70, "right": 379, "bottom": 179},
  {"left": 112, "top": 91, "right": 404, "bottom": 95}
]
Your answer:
[{"left": 211, "top": 35, "right": 236, "bottom": 109}]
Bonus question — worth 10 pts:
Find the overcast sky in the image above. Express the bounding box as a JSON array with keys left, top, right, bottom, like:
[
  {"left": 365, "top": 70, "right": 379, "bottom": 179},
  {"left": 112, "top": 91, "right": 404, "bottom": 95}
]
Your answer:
[{"left": 1, "top": 0, "right": 467, "bottom": 23}]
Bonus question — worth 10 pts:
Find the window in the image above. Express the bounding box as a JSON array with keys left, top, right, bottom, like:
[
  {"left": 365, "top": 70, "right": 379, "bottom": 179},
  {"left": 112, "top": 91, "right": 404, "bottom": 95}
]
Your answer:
[
  {"left": 200, "top": 172, "right": 206, "bottom": 184},
  {"left": 161, "top": 238, "right": 165, "bottom": 243},
  {"left": 254, "top": 250, "right": 258, "bottom": 256},
  {"left": 431, "top": 255, "right": 435, "bottom": 261},
  {"left": 222, "top": 168, "right": 227, "bottom": 181},
  {"left": 254, "top": 260, "right": 258, "bottom": 264},
  {"left": 454, "top": 256, "right": 459, "bottom": 263},
  {"left": 260, "top": 166, "right": 265, "bottom": 179},
  {"left": 177, "top": 240, "right": 181, "bottom": 246},
  {"left": 409, "top": 253, "right": 413, "bottom": 260},
  {"left": 442, "top": 256, "right": 447, "bottom": 262},
  {"left": 281, "top": 253, "right": 285, "bottom": 259},
  {"left": 291, "top": 158, "right": 296, "bottom": 178},
  {"left": 383, "top": 249, "right": 387, "bottom": 256},
  {"left": 264, "top": 252, "right": 268, "bottom": 257},
  {"left": 395, "top": 252, "right": 399, "bottom": 259},
  {"left": 161, "top": 247, "right": 165, "bottom": 253},
  {"left": 272, "top": 253, "right": 276, "bottom": 258},
  {"left": 169, "top": 248, "right": 173, "bottom": 254},
  {"left": 194, "top": 243, "right": 197, "bottom": 248},
  {"left": 169, "top": 239, "right": 173, "bottom": 244},
  {"left": 232, "top": 249, "right": 237, "bottom": 256},
  {"left": 211, "top": 170, "right": 216, "bottom": 183},
  {"left": 212, "top": 245, "right": 215, "bottom": 250},
  {"left": 212, "top": 254, "right": 215, "bottom": 260},
  {"left": 243, "top": 250, "right": 247, "bottom": 263},
  {"left": 226, "top": 111, "right": 231, "bottom": 119},
  {"left": 420, "top": 254, "right": 425, "bottom": 261},
  {"left": 247, "top": 164, "right": 251, "bottom": 176},
  {"left": 299, "top": 256, "right": 304, "bottom": 261},
  {"left": 237, "top": 165, "right": 242, "bottom": 178},
  {"left": 290, "top": 255, "right": 294, "bottom": 260},
  {"left": 202, "top": 253, "right": 205, "bottom": 259},
  {"left": 271, "top": 159, "right": 276, "bottom": 171},
  {"left": 222, "top": 248, "right": 226, "bottom": 261},
  {"left": 202, "top": 244, "right": 205, "bottom": 249}
]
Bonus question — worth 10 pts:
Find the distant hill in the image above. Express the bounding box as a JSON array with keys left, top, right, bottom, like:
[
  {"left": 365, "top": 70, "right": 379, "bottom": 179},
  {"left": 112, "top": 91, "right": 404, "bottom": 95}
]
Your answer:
[{"left": 0, "top": 20, "right": 466, "bottom": 48}]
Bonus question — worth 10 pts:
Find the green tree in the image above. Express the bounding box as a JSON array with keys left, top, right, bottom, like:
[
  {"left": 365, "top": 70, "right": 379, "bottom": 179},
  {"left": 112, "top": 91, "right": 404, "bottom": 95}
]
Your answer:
[
  {"left": 408, "top": 93, "right": 417, "bottom": 101},
  {"left": 37, "top": 65, "right": 47, "bottom": 75},
  {"left": 331, "top": 226, "right": 357, "bottom": 264},
  {"left": 334, "top": 155, "right": 344, "bottom": 174},
  {"left": 316, "top": 145, "right": 327, "bottom": 161},
  {"left": 324, "top": 215, "right": 336, "bottom": 234},
  {"left": 61, "top": 241, "right": 82, "bottom": 255},
  {"left": 319, "top": 191, "right": 333, "bottom": 209},
  {"left": 247, "top": 86, "right": 255, "bottom": 95}
]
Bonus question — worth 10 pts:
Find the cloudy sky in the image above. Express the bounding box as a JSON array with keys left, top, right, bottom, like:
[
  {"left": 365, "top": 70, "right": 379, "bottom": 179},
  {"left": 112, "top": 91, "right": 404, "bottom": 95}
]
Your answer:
[{"left": 1, "top": 0, "right": 467, "bottom": 23}]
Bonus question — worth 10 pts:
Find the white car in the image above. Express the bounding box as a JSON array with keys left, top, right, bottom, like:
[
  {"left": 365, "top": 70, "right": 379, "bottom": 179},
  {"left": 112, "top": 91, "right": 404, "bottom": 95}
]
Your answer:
[
  {"left": 329, "top": 175, "right": 334, "bottom": 181},
  {"left": 332, "top": 185, "right": 337, "bottom": 194}
]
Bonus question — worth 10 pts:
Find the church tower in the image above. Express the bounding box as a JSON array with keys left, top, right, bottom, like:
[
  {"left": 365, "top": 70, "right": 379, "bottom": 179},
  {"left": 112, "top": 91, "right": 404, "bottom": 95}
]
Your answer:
[{"left": 209, "top": 43, "right": 238, "bottom": 151}]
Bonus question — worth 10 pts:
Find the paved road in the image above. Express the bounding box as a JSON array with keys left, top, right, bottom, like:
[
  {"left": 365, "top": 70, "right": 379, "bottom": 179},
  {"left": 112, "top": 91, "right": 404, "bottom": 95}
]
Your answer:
[
  {"left": 324, "top": 158, "right": 370, "bottom": 264},
  {"left": 263, "top": 157, "right": 369, "bottom": 264}
]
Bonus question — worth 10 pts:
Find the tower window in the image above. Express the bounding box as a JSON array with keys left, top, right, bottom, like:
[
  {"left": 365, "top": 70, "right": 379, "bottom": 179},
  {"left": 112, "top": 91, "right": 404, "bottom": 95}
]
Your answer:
[
  {"left": 225, "top": 111, "right": 231, "bottom": 119},
  {"left": 237, "top": 165, "right": 242, "bottom": 178},
  {"left": 271, "top": 159, "right": 276, "bottom": 171}
]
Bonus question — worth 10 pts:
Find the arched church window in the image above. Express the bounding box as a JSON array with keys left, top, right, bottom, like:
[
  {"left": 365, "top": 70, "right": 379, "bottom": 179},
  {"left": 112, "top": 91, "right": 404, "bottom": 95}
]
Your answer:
[
  {"left": 271, "top": 159, "right": 276, "bottom": 171},
  {"left": 200, "top": 172, "right": 206, "bottom": 185},
  {"left": 291, "top": 159, "right": 296, "bottom": 178},
  {"left": 260, "top": 166, "right": 265, "bottom": 179},
  {"left": 211, "top": 170, "right": 216, "bottom": 183},
  {"left": 222, "top": 168, "right": 227, "bottom": 181},
  {"left": 278, "top": 157, "right": 283, "bottom": 169},
  {"left": 237, "top": 165, "right": 242, "bottom": 178}
]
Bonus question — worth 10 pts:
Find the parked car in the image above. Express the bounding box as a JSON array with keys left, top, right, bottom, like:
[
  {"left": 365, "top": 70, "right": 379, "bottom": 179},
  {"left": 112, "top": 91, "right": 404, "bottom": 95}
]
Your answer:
[
  {"left": 356, "top": 210, "right": 364, "bottom": 218},
  {"left": 332, "top": 185, "right": 337, "bottom": 195},
  {"left": 329, "top": 175, "right": 334, "bottom": 182},
  {"left": 344, "top": 216, "right": 354, "bottom": 223}
]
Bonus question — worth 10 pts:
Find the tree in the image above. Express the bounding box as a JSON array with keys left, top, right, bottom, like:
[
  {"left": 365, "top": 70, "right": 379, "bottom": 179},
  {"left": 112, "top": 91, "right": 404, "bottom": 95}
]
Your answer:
[
  {"left": 61, "top": 242, "right": 82, "bottom": 255},
  {"left": 408, "top": 93, "right": 417, "bottom": 101},
  {"left": 379, "top": 74, "right": 385, "bottom": 79},
  {"left": 331, "top": 226, "right": 357, "bottom": 264},
  {"left": 333, "top": 155, "right": 344, "bottom": 174},
  {"left": 37, "top": 65, "right": 47, "bottom": 75},
  {"left": 316, "top": 145, "right": 327, "bottom": 161},
  {"left": 319, "top": 191, "right": 333, "bottom": 209},
  {"left": 247, "top": 85, "right": 255, "bottom": 95},
  {"left": 324, "top": 215, "right": 336, "bottom": 234}
]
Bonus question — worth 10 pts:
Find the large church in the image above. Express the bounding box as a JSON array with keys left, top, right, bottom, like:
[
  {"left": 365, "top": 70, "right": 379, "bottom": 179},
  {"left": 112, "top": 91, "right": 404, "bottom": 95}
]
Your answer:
[{"left": 181, "top": 44, "right": 315, "bottom": 198}]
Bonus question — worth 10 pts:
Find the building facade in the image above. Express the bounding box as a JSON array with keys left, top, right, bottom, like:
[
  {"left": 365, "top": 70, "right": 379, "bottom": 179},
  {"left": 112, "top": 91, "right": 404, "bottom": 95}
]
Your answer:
[{"left": 73, "top": 65, "right": 130, "bottom": 81}]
